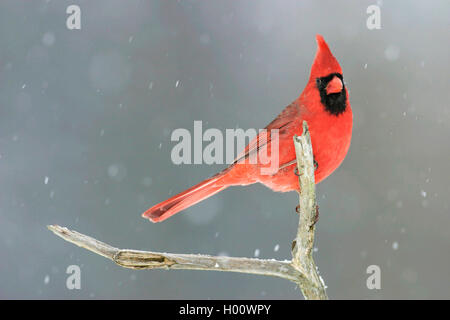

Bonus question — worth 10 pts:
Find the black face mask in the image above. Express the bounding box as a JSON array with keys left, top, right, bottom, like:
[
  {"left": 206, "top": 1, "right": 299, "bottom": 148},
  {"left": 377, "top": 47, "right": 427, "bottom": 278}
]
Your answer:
[{"left": 316, "top": 73, "right": 347, "bottom": 116}]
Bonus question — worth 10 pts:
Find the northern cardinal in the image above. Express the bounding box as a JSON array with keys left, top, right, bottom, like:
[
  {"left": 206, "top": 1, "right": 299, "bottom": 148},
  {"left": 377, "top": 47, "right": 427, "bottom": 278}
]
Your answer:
[{"left": 142, "top": 35, "right": 352, "bottom": 223}]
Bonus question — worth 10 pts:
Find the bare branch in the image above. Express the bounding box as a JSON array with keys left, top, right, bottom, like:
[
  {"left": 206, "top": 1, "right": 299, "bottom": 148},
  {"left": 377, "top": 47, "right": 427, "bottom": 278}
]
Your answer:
[
  {"left": 291, "top": 121, "right": 328, "bottom": 299},
  {"left": 48, "top": 120, "right": 328, "bottom": 300},
  {"left": 48, "top": 225, "right": 303, "bottom": 282}
]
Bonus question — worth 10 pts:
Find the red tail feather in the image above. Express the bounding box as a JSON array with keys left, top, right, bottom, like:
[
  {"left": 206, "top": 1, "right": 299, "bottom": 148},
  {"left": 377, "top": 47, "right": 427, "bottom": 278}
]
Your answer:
[{"left": 142, "top": 175, "right": 227, "bottom": 223}]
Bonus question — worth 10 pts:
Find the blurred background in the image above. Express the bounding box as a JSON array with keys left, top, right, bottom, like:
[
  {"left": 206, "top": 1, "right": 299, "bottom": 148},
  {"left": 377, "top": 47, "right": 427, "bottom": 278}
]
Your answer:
[{"left": 0, "top": 0, "right": 449, "bottom": 299}]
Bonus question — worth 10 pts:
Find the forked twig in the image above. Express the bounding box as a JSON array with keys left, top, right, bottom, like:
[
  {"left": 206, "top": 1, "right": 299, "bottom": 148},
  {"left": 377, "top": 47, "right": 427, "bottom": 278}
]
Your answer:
[{"left": 48, "top": 121, "right": 327, "bottom": 299}]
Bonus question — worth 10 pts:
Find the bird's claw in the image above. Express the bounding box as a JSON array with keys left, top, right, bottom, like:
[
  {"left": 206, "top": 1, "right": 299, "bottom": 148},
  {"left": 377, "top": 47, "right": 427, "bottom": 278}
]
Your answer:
[{"left": 293, "top": 160, "right": 318, "bottom": 176}]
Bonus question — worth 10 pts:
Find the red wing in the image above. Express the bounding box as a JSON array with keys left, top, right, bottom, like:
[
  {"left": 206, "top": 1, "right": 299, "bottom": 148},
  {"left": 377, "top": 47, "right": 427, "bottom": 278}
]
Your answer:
[{"left": 232, "top": 102, "right": 300, "bottom": 166}]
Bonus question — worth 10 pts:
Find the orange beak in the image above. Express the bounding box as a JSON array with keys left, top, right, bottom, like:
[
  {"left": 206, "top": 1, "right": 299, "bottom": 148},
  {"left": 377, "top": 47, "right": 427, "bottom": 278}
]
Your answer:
[{"left": 326, "top": 76, "right": 343, "bottom": 94}]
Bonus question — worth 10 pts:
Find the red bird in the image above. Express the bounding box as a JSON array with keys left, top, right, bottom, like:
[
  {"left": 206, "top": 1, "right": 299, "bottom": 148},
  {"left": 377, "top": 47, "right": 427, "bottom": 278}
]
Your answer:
[{"left": 142, "top": 35, "right": 352, "bottom": 223}]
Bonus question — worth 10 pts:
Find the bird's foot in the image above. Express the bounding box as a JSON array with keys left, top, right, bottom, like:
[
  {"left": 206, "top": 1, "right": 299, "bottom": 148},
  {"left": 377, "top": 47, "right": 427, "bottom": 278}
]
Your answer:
[{"left": 293, "top": 160, "right": 317, "bottom": 176}]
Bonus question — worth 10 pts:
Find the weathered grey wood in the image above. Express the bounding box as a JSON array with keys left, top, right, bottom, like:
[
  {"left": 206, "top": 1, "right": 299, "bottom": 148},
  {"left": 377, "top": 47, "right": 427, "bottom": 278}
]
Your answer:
[
  {"left": 291, "top": 121, "right": 328, "bottom": 299},
  {"left": 48, "top": 225, "right": 303, "bottom": 282}
]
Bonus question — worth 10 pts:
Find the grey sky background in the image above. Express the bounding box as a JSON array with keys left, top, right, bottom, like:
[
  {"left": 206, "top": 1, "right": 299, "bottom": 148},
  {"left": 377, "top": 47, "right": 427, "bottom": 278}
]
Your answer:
[{"left": 0, "top": 0, "right": 449, "bottom": 299}]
